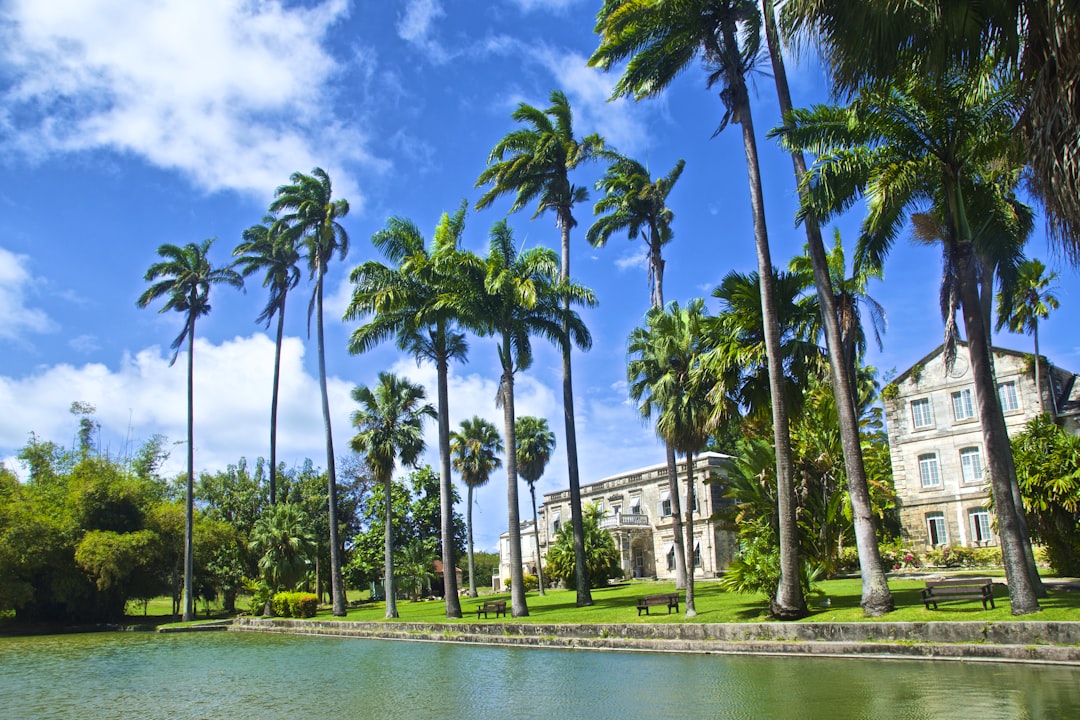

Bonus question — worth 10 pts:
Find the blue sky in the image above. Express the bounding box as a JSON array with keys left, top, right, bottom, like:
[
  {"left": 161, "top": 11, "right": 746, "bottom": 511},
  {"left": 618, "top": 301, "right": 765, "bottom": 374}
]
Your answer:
[{"left": 1, "top": 0, "right": 1076, "bottom": 551}]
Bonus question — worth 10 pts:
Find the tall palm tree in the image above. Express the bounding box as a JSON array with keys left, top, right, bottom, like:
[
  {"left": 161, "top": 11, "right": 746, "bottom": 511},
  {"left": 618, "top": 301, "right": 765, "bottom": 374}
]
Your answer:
[
  {"left": 136, "top": 238, "right": 242, "bottom": 621},
  {"left": 270, "top": 167, "right": 351, "bottom": 617},
  {"left": 997, "top": 258, "right": 1061, "bottom": 415},
  {"left": 345, "top": 204, "right": 471, "bottom": 617},
  {"left": 450, "top": 417, "right": 504, "bottom": 597},
  {"left": 515, "top": 415, "right": 556, "bottom": 596},
  {"left": 777, "top": 66, "right": 1043, "bottom": 614},
  {"left": 479, "top": 220, "right": 595, "bottom": 617},
  {"left": 233, "top": 217, "right": 301, "bottom": 506},
  {"left": 628, "top": 299, "right": 714, "bottom": 616},
  {"left": 249, "top": 502, "right": 317, "bottom": 601},
  {"left": 475, "top": 90, "right": 604, "bottom": 607},
  {"left": 350, "top": 372, "right": 435, "bottom": 618},
  {"left": 592, "top": 0, "right": 806, "bottom": 618}
]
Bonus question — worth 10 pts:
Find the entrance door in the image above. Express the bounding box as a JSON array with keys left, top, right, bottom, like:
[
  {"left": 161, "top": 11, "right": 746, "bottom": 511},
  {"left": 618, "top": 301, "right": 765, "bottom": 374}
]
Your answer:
[{"left": 632, "top": 547, "right": 645, "bottom": 578}]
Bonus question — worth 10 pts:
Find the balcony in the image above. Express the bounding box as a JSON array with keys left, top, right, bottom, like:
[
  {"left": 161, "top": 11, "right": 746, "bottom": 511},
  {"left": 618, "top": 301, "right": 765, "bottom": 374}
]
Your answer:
[{"left": 600, "top": 512, "right": 651, "bottom": 530}]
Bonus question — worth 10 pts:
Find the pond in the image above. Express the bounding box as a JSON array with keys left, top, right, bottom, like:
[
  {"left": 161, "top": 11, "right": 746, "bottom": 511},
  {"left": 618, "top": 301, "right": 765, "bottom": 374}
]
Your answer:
[{"left": 1, "top": 630, "right": 1077, "bottom": 719}]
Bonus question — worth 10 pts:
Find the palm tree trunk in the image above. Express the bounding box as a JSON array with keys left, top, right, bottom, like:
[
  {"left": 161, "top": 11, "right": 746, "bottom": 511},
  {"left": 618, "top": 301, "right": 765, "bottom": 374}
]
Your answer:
[
  {"left": 761, "top": 0, "right": 892, "bottom": 616},
  {"left": 436, "top": 350, "right": 463, "bottom": 616},
  {"left": 1034, "top": 322, "right": 1045, "bottom": 414},
  {"left": 501, "top": 359, "right": 529, "bottom": 617},
  {"left": 650, "top": 231, "right": 665, "bottom": 309},
  {"left": 316, "top": 273, "right": 347, "bottom": 617},
  {"left": 667, "top": 445, "right": 687, "bottom": 589},
  {"left": 558, "top": 217, "right": 592, "bottom": 607},
  {"left": 530, "top": 483, "right": 546, "bottom": 595},
  {"left": 955, "top": 240, "right": 1041, "bottom": 614},
  {"left": 467, "top": 486, "right": 478, "bottom": 598},
  {"left": 383, "top": 474, "right": 398, "bottom": 618},
  {"left": 183, "top": 311, "right": 195, "bottom": 622},
  {"left": 683, "top": 452, "right": 696, "bottom": 617},
  {"left": 269, "top": 299, "right": 286, "bottom": 506}
]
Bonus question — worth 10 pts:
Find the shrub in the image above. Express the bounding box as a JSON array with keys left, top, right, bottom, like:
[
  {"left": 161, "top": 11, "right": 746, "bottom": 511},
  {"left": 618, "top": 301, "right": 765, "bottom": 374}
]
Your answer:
[
  {"left": 970, "top": 547, "right": 1003, "bottom": 567},
  {"left": 522, "top": 573, "right": 538, "bottom": 592},
  {"left": 270, "top": 591, "right": 319, "bottom": 618},
  {"left": 878, "top": 540, "right": 921, "bottom": 571},
  {"left": 837, "top": 546, "right": 860, "bottom": 573}
]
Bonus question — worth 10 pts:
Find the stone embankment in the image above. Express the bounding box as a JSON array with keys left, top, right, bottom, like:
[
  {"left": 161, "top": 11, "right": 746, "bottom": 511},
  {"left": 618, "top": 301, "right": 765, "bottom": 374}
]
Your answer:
[{"left": 231, "top": 617, "right": 1080, "bottom": 665}]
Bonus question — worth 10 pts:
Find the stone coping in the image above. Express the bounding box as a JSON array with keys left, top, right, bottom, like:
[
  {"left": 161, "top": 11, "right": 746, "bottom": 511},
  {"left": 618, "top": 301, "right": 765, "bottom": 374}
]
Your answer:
[{"left": 230, "top": 617, "right": 1080, "bottom": 666}]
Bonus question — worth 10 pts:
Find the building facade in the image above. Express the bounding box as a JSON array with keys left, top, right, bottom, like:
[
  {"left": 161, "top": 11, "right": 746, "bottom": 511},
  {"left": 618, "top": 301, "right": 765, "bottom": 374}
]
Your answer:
[{"left": 884, "top": 343, "right": 1076, "bottom": 549}]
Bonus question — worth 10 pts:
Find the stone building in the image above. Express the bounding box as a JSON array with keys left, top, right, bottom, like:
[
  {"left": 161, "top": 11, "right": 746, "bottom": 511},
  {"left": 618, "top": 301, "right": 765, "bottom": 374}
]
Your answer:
[{"left": 884, "top": 343, "right": 1077, "bottom": 548}]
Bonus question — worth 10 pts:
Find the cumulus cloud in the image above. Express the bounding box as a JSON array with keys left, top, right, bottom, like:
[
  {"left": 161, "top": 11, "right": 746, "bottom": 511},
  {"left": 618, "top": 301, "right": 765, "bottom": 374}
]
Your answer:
[
  {"left": 0, "top": 246, "right": 55, "bottom": 340},
  {"left": 0, "top": 0, "right": 377, "bottom": 201},
  {"left": 505, "top": 0, "right": 582, "bottom": 12},
  {"left": 614, "top": 246, "right": 648, "bottom": 271},
  {"left": 397, "top": 0, "right": 450, "bottom": 64}
]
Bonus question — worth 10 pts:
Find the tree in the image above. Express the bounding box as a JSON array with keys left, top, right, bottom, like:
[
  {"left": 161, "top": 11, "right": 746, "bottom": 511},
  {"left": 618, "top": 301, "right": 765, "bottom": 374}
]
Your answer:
[
  {"left": 777, "top": 65, "right": 1043, "bottom": 613},
  {"left": 345, "top": 205, "right": 472, "bottom": 617},
  {"left": 515, "top": 415, "right": 556, "bottom": 595},
  {"left": 270, "top": 167, "right": 350, "bottom": 617},
  {"left": 450, "top": 417, "right": 503, "bottom": 598},
  {"left": 997, "top": 258, "right": 1061, "bottom": 415},
  {"left": 249, "top": 503, "right": 316, "bottom": 609},
  {"left": 136, "top": 238, "right": 242, "bottom": 621},
  {"left": 349, "top": 372, "right": 435, "bottom": 618},
  {"left": 476, "top": 90, "right": 604, "bottom": 608},
  {"left": 592, "top": 0, "right": 806, "bottom": 618},
  {"left": 544, "top": 503, "right": 621, "bottom": 588},
  {"left": 477, "top": 220, "right": 595, "bottom": 617},
  {"left": 233, "top": 217, "right": 301, "bottom": 505}
]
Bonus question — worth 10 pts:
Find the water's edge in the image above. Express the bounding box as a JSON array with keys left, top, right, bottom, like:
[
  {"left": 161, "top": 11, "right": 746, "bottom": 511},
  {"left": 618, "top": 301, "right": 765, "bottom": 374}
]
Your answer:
[{"left": 223, "top": 617, "right": 1080, "bottom": 666}]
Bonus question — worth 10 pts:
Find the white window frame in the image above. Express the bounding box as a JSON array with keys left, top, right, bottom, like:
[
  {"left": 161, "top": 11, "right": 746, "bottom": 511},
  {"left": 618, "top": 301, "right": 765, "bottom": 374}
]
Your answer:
[
  {"left": 693, "top": 538, "right": 702, "bottom": 568},
  {"left": 926, "top": 512, "right": 948, "bottom": 546},
  {"left": 629, "top": 496, "right": 642, "bottom": 515},
  {"left": 998, "top": 380, "right": 1020, "bottom": 412},
  {"left": 951, "top": 388, "right": 974, "bottom": 421},
  {"left": 664, "top": 542, "right": 676, "bottom": 571},
  {"left": 959, "top": 447, "right": 984, "bottom": 484},
  {"left": 911, "top": 398, "right": 934, "bottom": 429},
  {"left": 918, "top": 453, "right": 941, "bottom": 488},
  {"left": 969, "top": 509, "right": 993, "bottom": 545},
  {"left": 659, "top": 490, "right": 672, "bottom": 518},
  {"left": 551, "top": 509, "right": 561, "bottom": 535}
]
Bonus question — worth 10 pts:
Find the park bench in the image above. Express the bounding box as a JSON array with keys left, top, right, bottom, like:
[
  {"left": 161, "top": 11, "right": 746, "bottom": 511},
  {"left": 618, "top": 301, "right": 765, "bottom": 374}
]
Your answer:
[
  {"left": 476, "top": 600, "right": 507, "bottom": 619},
  {"left": 636, "top": 593, "right": 680, "bottom": 616},
  {"left": 921, "top": 577, "right": 996, "bottom": 610}
]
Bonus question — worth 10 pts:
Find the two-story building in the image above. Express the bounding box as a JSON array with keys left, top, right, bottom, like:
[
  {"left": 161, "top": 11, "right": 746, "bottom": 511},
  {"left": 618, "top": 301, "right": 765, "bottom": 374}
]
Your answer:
[{"left": 884, "top": 343, "right": 1077, "bottom": 549}]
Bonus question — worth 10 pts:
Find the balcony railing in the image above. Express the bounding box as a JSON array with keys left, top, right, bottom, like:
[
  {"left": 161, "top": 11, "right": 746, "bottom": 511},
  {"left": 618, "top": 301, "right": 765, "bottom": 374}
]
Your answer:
[{"left": 600, "top": 512, "right": 650, "bottom": 530}]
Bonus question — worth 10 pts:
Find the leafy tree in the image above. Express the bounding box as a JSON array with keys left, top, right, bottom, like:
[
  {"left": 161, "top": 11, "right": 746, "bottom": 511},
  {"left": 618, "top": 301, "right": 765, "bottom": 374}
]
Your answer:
[
  {"left": 249, "top": 503, "right": 316, "bottom": 608},
  {"left": 136, "top": 238, "right": 242, "bottom": 621},
  {"left": 545, "top": 503, "right": 621, "bottom": 588},
  {"left": 350, "top": 372, "right": 435, "bottom": 618},
  {"left": 450, "top": 417, "right": 503, "bottom": 597},
  {"left": 997, "top": 258, "right": 1061, "bottom": 414},
  {"left": 270, "top": 167, "right": 351, "bottom": 616},
  {"left": 345, "top": 477, "right": 411, "bottom": 592},
  {"left": 476, "top": 90, "right": 604, "bottom": 608},
  {"left": 69, "top": 401, "right": 99, "bottom": 456},
  {"left": 397, "top": 538, "right": 437, "bottom": 601},
  {"left": 515, "top": 415, "right": 556, "bottom": 595}
]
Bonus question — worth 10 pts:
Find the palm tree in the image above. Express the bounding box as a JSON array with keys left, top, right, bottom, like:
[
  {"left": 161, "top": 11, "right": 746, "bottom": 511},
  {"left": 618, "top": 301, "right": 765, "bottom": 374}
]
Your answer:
[
  {"left": 450, "top": 417, "right": 504, "bottom": 597},
  {"left": 350, "top": 372, "right": 435, "bottom": 618},
  {"left": 233, "top": 217, "right": 301, "bottom": 506},
  {"left": 475, "top": 90, "right": 604, "bottom": 607},
  {"left": 478, "top": 220, "right": 595, "bottom": 617},
  {"left": 997, "top": 258, "right": 1061, "bottom": 415},
  {"left": 777, "top": 66, "right": 1043, "bottom": 614},
  {"left": 249, "top": 503, "right": 317, "bottom": 607},
  {"left": 345, "top": 204, "right": 471, "bottom": 617},
  {"left": 515, "top": 416, "right": 556, "bottom": 596},
  {"left": 627, "top": 299, "right": 713, "bottom": 616},
  {"left": 136, "top": 238, "right": 242, "bottom": 621},
  {"left": 592, "top": 0, "right": 806, "bottom": 617},
  {"left": 270, "top": 167, "right": 351, "bottom": 617}
]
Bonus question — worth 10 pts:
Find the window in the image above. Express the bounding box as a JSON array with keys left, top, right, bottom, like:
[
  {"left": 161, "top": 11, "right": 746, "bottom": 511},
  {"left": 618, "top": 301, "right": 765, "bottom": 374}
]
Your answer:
[
  {"left": 629, "top": 496, "right": 642, "bottom": 515},
  {"left": 551, "top": 509, "right": 561, "bottom": 535},
  {"left": 951, "top": 389, "right": 974, "bottom": 421},
  {"left": 959, "top": 447, "right": 984, "bottom": 484},
  {"left": 918, "top": 453, "right": 941, "bottom": 488},
  {"left": 969, "top": 509, "right": 993, "bottom": 545},
  {"left": 665, "top": 542, "right": 676, "bottom": 571},
  {"left": 926, "top": 512, "right": 948, "bottom": 546},
  {"left": 911, "top": 398, "right": 933, "bottom": 429},
  {"left": 693, "top": 539, "right": 702, "bottom": 568},
  {"left": 659, "top": 490, "right": 672, "bottom": 518},
  {"left": 998, "top": 381, "right": 1020, "bottom": 412}
]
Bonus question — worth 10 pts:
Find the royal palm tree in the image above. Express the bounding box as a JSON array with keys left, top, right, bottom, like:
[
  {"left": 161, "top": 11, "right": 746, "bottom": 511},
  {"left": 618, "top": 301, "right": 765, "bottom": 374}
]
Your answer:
[
  {"left": 270, "top": 167, "right": 351, "bottom": 616},
  {"left": 479, "top": 220, "right": 595, "bottom": 617},
  {"left": 450, "top": 417, "right": 503, "bottom": 597},
  {"left": 233, "top": 217, "right": 301, "bottom": 506},
  {"left": 345, "top": 204, "right": 471, "bottom": 617},
  {"left": 137, "top": 238, "right": 242, "bottom": 621},
  {"left": 515, "top": 415, "right": 556, "bottom": 596},
  {"left": 350, "top": 372, "right": 435, "bottom": 618},
  {"left": 777, "top": 66, "right": 1042, "bottom": 613},
  {"left": 997, "top": 258, "right": 1061, "bottom": 415},
  {"left": 249, "top": 502, "right": 317, "bottom": 607},
  {"left": 593, "top": 0, "right": 806, "bottom": 617},
  {"left": 476, "top": 90, "right": 604, "bottom": 607}
]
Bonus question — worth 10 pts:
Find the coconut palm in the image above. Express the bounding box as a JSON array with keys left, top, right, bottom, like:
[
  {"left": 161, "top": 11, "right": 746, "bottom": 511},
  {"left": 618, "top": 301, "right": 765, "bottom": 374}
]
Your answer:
[
  {"left": 350, "top": 372, "right": 435, "bottom": 618},
  {"left": 136, "top": 238, "right": 242, "bottom": 621},
  {"left": 450, "top": 417, "right": 504, "bottom": 597},
  {"left": 345, "top": 204, "right": 472, "bottom": 617},
  {"left": 776, "top": 65, "right": 1042, "bottom": 614},
  {"left": 592, "top": 0, "right": 806, "bottom": 617},
  {"left": 997, "top": 258, "right": 1061, "bottom": 414},
  {"left": 233, "top": 217, "right": 301, "bottom": 506},
  {"left": 475, "top": 90, "right": 604, "bottom": 607},
  {"left": 270, "top": 167, "right": 350, "bottom": 616},
  {"left": 249, "top": 503, "right": 317, "bottom": 602},
  {"left": 479, "top": 220, "right": 595, "bottom": 617},
  {"left": 515, "top": 416, "right": 556, "bottom": 596}
]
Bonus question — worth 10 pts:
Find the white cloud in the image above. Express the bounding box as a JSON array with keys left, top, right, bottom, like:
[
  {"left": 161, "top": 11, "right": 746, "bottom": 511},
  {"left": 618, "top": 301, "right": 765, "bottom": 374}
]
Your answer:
[
  {"left": 0, "top": 246, "right": 55, "bottom": 340},
  {"left": 614, "top": 246, "right": 648, "bottom": 271},
  {"left": 505, "top": 0, "right": 582, "bottom": 13},
  {"left": 397, "top": 0, "right": 450, "bottom": 64},
  {"left": 0, "top": 0, "right": 378, "bottom": 201}
]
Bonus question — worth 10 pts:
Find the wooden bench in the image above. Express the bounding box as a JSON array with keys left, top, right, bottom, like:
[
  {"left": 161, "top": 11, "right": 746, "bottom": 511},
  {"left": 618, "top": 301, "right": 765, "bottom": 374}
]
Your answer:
[
  {"left": 636, "top": 593, "right": 680, "bottom": 616},
  {"left": 476, "top": 600, "right": 506, "bottom": 619},
  {"left": 921, "top": 577, "right": 996, "bottom": 610}
]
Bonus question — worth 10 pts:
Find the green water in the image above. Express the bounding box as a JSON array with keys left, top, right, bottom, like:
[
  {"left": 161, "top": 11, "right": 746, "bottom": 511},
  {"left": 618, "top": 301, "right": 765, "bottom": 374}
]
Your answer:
[{"left": 1, "top": 631, "right": 1077, "bottom": 719}]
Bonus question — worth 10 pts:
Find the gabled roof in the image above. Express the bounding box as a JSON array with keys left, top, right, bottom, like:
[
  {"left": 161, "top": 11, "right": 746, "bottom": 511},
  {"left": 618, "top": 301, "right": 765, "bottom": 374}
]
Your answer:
[{"left": 892, "top": 342, "right": 1074, "bottom": 386}]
